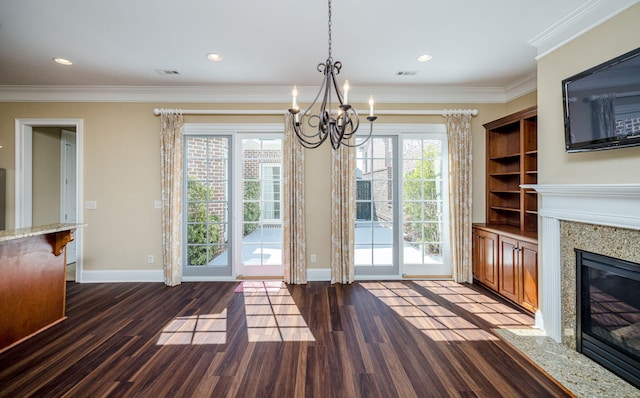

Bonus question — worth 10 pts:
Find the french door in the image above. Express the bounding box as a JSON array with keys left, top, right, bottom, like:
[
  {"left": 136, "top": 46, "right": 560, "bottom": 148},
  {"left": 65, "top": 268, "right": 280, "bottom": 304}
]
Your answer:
[
  {"left": 183, "top": 130, "right": 284, "bottom": 279},
  {"left": 354, "top": 127, "right": 451, "bottom": 279}
]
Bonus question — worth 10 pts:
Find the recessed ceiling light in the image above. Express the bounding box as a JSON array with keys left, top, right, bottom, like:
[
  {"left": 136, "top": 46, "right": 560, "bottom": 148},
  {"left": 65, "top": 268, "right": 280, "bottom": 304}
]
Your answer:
[
  {"left": 417, "top": 54, "right": 433, "bottom": 62},
  {"left": 53, "top": 57, "right": 73, "bottom": 66},
  {"left": 206, "top": 53, "right": 222, "bottom": 62}
]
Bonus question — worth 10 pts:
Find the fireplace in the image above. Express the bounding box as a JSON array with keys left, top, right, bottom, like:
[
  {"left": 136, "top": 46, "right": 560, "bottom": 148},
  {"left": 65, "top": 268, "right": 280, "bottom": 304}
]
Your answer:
[{"left": 576, "top": 249, "right": 640, "bottom": 388}]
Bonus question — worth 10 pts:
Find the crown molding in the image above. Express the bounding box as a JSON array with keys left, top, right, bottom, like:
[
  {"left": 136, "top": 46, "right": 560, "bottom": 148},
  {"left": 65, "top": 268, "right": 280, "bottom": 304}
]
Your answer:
[
  {"left": 527, "top": 0, "right": 639, "bottom": 59},
  {"left": 504, "top": 72, "right": 537, "bottom": 102},
  {"left": 0, "top": 84, "right": 511, "bottom": 104}
]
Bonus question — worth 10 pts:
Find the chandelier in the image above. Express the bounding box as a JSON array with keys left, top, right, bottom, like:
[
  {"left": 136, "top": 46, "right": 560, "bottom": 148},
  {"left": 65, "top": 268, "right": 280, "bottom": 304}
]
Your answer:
[{"left": 288, "top": 0, "right": 377, "bottom": 149}]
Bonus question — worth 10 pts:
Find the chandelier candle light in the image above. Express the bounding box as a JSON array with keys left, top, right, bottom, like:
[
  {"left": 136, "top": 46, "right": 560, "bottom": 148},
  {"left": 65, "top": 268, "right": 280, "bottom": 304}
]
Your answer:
[{"left": 288, "top": 0, "right": 377, "bottom": 149}]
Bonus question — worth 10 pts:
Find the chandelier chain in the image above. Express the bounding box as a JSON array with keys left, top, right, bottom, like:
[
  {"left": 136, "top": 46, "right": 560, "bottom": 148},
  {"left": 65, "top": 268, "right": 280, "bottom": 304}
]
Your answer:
[{"left": 327, "top": 0, "right": 332, "bottom": 60}]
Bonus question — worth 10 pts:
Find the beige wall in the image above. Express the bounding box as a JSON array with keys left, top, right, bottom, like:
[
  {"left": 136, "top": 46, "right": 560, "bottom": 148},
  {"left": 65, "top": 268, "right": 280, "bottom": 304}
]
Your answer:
[
  {"left": 537, "top": 3, "right": 640, "bottom": 184},
  {"left": 0, "top": 98, "right": 527, "bottom": 273},
  {"left": 32, "top": 127, "right": 61, "bottom": 225}
]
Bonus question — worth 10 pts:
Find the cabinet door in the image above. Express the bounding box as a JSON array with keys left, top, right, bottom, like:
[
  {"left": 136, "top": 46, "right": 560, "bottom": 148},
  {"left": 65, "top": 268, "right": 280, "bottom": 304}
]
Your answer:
[
  {"left": 481, "top": 231, "right": 499, "bottom": 291},
  {"left": 520, "top": 241, "right": 538, "bottom": 312},
  {"left": 472, "top": 229, "right": 483, "bottom": 282},
  {"left": 498, "top": 236, "right": 519, "bottom": 302}
]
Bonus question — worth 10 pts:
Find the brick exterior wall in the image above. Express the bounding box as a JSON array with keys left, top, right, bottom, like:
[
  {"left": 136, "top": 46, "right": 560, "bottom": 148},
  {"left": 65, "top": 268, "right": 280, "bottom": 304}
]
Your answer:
[{"left": 186, "top": 138, "right": 282, "bottom": 223}]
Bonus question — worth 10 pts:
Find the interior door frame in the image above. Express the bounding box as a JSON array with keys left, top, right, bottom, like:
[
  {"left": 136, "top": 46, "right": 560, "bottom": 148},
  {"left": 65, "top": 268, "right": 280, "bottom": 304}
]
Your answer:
[
  {"left": 15, "top": 118, "right": 84, "bottom": 281},
  {"left": 60, "top": 129, "right": 77, "bottom": 264}
]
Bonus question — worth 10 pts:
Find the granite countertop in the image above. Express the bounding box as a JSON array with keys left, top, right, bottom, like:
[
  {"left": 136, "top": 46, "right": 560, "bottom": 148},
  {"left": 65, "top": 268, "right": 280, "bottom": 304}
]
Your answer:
[
  {"left": 0, "top": 223, "right": 85, "bottom": 243},
  {"left": 495, "top": 328, "right": 640, "bottom": 397}
]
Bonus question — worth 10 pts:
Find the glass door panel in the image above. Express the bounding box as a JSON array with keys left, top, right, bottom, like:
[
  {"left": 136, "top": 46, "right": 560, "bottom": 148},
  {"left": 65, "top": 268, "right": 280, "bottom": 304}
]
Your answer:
[
  {"left": 184, "top": 136, "right": 231, "bottom": 277},
  {"left": 354, "top": 136, "right": 398, "bottom": 276}
]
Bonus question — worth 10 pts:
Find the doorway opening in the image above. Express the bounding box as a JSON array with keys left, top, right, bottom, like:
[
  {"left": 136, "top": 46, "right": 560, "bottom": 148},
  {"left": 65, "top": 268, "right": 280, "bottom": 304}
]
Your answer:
[{"left": 15, "top": 118, "right": 83, "bottom": 281}]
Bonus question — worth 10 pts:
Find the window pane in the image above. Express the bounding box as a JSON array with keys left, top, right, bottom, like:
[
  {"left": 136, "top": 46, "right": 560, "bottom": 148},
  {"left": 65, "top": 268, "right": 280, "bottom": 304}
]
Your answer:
[
  {"left": 355, "top": 137, "right": 394, "bottom": 268},
  {"left": 241, "top": 139, "right": 283, "bottom": 266},
  {"left": 402, "top": 138, "right": 445, "bottom": 266},
  {"left": 185, "top": 136, "right": 230, "bottom": 269}
]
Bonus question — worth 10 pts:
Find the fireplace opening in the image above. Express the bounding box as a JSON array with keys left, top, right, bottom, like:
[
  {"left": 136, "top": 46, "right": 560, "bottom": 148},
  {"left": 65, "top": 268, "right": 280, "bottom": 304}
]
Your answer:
[{"left": 576, "top": 249, "right": 640, "bottom": 388}]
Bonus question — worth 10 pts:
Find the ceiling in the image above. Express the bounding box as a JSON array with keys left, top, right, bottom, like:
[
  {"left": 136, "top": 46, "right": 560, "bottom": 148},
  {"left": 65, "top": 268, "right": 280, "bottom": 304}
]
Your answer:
[{"left": 0, "top": 0, "right": 636, "bottom": 102}]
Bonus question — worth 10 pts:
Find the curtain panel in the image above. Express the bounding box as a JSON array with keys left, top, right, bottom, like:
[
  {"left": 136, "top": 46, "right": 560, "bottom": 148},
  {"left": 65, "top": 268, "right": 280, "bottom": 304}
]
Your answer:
[
  {"left": 444, "top": 113, "right": 473, "bottom": 283},
  {"left": 330, "top": 140, "right": 356, "bottom": 284},
  {"left": 283, "top": 114, "right": 307, "bottom": 284},
  {"left": 160, "top": 110, "right": 184, "bottom": 287}
]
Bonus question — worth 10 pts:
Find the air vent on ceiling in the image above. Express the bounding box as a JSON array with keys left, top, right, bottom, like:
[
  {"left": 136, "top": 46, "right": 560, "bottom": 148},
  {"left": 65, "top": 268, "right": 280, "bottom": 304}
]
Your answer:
[
  {"left": 396, "top": 71, "right": 418, "bottom": 76},
  {"left": 155, "top": 69, "right": 180, "bottom": 75}
]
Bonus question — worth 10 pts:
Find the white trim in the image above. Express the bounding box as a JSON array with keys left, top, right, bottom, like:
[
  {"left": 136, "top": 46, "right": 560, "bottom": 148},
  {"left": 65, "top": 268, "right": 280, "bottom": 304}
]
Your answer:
[
  {"left": 184, "top": 123, "right": 284, "bottom": 134},
  {"left": 157, "top": 108, "right": 478, "bottom": 117},
  {"left": 524, "top": 183, "right": 640, "bottom": 342},
  {"left": 0, "top": 84, "right": 510, "bottom": 104},
  {"left": 14, "top": 121, "right": 32, "bottom": 228},
  {"left": 81, "top": 269, "right": 164, "bottom": 283},
  {"left": 307, "top": 268, "right": 331, "bottom": 281},
  {"left": 527, "top": 0, "right": 638, "bottom": 59},
  {"left": 504, "top": 73, "right": 537, "bottom": 102}
]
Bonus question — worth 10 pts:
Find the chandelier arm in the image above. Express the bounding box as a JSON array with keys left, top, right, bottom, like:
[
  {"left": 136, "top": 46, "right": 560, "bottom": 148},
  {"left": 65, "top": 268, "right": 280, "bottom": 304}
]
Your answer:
[
  {"left": 340, "top": 118, "right": 374, "bottom": 148},
  {"left": 340, "top": 107, "right": 360, "bottom": 139},
  {"left": 330, "top": 65, "right": 345, "bottom": 105}
]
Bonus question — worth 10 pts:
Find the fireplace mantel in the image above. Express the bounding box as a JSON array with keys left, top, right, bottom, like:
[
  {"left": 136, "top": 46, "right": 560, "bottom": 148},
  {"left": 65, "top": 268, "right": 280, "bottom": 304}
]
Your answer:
[{"left": 522, "top": 183, "right": 640, "bottom": 342}]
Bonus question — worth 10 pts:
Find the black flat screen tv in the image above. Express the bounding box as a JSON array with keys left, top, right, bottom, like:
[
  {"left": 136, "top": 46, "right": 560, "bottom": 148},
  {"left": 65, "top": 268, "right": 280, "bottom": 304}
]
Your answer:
[{"left": 562, "top": 47, "right": 640, "bottom": 152}]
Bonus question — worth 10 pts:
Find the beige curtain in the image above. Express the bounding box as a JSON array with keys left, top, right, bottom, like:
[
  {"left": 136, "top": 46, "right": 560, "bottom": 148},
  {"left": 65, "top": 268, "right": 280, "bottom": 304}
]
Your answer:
[
  {"left": 444, "top": 112, "right": 473, "bottom": 283},
  {"left": 160, "top": 110, "right": 184, "bottom": 286},
  {"left": 283, "top": 114, "right": 307, "bottom": 284},
  {"left": 330, "top": 139, "right": 356, "bottom": 284}
]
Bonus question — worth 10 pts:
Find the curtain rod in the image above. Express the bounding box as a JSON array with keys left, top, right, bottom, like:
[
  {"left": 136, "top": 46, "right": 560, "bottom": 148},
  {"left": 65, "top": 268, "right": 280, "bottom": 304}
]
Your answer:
[{"left": 152, "top": 108, "right": 478, "bottom": 116}]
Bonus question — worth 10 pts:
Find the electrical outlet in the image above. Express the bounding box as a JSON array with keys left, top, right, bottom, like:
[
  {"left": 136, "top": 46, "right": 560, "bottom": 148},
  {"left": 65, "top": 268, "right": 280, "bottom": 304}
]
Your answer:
[
  {"left": 147, "top": 255, "right": 154, "bottom": 264},
  {"left": 310, "top": 254, "right": 317, "bottom": 263},
  {"left": 154, "top": 200, "right": 163, "bottom": 209}
]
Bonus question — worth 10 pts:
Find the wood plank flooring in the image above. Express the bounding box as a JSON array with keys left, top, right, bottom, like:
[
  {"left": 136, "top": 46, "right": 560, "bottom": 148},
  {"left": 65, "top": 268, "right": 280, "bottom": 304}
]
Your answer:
[{"left": 0, "top": 280, "right": 573, "bottom": 397}]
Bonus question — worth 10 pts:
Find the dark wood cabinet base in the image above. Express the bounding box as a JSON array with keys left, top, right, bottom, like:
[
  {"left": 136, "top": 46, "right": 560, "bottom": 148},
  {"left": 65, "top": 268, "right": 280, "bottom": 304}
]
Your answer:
[{"left": 0, "top": 230, "right": 73, "bottom": 352}]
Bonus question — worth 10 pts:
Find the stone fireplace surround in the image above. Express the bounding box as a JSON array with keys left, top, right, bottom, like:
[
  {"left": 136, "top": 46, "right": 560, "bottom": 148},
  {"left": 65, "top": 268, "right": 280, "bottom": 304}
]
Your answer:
[{"left": 524, "top": 184, "right": 640, "bottom": 345}]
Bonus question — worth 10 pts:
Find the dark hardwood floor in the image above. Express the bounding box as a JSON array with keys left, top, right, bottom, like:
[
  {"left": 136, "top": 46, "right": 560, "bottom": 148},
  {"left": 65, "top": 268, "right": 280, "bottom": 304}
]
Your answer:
[{"left": 0, "top": 280, "right": 573, "bottom": 397}]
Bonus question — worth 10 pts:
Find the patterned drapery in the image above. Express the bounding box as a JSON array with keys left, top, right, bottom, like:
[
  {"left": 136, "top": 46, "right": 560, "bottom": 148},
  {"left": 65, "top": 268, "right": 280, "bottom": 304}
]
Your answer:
[
  {"left": 283, "top": 114, "right": 307, "bottom": 284},
  {"left": 330, "top": 139, "right": 356, "bottom": 284},
  {"left": 444, "top": 112, "right": 473, "bottom": 283},
  {"left": 160, "top": 110, "right": 183, "bottom": 286}
]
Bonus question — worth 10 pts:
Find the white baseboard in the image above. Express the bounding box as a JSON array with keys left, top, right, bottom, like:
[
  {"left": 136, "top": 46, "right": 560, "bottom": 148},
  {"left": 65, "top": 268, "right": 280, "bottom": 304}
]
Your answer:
[
  {"left": 78, "top": 268, "right": 331, "bottom": 283},
  {"left": 307, "top": 268, "right": 331, "bottom": 281},
  {"left": 80, "top": 269, "right": 164, "bottom": 283}
]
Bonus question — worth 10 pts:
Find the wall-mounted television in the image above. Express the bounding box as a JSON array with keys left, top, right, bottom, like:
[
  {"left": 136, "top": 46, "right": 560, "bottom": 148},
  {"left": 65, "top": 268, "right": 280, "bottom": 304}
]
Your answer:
[{"left": 563, "top": 47, "right": 640, "bottom": 152}]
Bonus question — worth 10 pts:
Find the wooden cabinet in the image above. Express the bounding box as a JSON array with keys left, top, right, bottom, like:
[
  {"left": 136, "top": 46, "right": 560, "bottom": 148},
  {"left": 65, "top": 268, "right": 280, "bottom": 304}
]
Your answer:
[
  {"left": 473, "top": 225, "right": 539, "bottom": 312},
  {"left": 472, "top": 107, "right": 539, "bottom": 313},
  {"left": 472, "top": 228, "right": 499, "bottom": 291}
]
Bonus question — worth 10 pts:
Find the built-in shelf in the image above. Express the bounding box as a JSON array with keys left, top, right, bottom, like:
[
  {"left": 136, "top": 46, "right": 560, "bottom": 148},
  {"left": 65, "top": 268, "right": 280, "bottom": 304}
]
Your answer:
[
  {"left": 491, "top": 206, "right": 521, "bottom": 212},
  {"left": 483, "top": 106, "right": 538, "bottom": 235}
]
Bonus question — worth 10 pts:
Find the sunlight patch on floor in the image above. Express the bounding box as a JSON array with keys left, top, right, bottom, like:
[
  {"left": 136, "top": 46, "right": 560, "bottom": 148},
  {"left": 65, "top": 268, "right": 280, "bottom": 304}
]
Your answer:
[
  {"left": 157, "top": 310, "right": 227, "bottom": 345},
  {"left": 239, "top": 281, "right": 315, "bottom": 343},
  {"left": 360, "top": 281, "right": 499, "bottom": 342}
]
